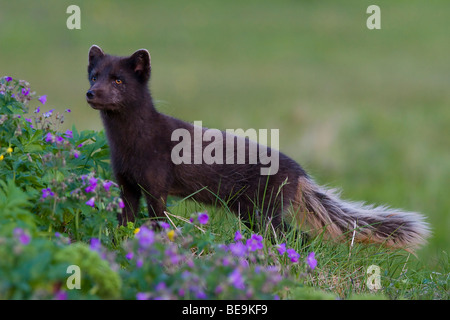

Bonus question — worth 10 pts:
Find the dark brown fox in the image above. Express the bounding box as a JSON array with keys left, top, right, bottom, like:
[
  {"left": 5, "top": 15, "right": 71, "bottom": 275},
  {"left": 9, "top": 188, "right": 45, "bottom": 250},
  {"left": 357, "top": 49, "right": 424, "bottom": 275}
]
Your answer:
[{"left": 86, "top": 45, "right": 430, "bottom": 251}]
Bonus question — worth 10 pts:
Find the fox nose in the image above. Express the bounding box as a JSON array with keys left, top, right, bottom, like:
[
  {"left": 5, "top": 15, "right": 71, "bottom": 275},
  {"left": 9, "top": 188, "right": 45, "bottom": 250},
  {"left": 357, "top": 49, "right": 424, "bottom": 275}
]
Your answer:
[{"left": 86, "top": 90, "right": 95, "bottom": 99}]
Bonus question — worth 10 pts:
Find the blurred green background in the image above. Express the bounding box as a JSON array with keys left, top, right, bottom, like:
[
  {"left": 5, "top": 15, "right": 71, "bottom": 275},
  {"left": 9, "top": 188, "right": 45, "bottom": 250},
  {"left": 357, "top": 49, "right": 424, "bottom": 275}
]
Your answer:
[{"left": 1, "top": 0, "right": 449, "bottom": 264}]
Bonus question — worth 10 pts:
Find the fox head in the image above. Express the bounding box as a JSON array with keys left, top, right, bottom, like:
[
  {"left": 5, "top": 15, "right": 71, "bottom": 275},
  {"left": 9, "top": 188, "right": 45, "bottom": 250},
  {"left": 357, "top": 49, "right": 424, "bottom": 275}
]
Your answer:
[{"left": 86, "top": 45, "right": 151, "bottom": 111}]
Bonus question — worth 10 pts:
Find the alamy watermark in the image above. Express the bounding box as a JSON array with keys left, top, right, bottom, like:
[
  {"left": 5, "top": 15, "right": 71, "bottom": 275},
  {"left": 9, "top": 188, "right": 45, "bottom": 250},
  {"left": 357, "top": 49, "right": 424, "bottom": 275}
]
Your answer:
[
  {"left": 367, "top": 5, "right": 381, "bottom": 30},
  {"left": 170, "top": 121, "right": 280, "bottom": 175},
  {"left": 66, "top": 5, "right": 81, "bottom": 30},
  {"left": 366, "top": 265, "right": 382, "bottom": 290},
  {"left": 67, "top": 5, "right": 381, "bottom": 31},
  {"left": 66, "top": 265, "right": 81, "bottom": 290}
]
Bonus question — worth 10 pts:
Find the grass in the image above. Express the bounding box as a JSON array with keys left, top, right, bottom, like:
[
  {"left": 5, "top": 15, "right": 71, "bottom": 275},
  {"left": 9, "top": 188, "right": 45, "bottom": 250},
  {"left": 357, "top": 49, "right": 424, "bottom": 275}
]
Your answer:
[
  {"left": 0, "top": 0, "right": 449, "bottom": 299},
  {"left": 171, "top": 202, "right": 450, "bottom": 300},
  {"left": 155, "top": 192, "right": 449, "bottom": 299}
]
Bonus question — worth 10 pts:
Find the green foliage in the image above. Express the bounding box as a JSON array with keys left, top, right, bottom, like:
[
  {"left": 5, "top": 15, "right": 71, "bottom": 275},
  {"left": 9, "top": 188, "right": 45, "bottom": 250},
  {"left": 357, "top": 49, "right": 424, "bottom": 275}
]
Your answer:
[
  {"left": 54, "top": 243, "right": 121, "bottom": 299},
  {"left": 0, "top": 179, "right": 35, "bottom": 233}
]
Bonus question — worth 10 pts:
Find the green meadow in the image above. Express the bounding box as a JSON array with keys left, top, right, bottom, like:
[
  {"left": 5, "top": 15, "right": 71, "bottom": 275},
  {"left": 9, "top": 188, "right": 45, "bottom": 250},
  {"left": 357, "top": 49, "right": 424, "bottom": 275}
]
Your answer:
[{"left": 1, "top": 0, "right": 449, "bottom": 298}]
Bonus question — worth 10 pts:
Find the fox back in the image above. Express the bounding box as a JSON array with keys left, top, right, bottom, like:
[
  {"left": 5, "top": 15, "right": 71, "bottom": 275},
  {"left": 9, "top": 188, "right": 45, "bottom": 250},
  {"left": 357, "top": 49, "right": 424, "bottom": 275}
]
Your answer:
[{"left": 86, "top": 45, "right": 430, "bottom": 252}]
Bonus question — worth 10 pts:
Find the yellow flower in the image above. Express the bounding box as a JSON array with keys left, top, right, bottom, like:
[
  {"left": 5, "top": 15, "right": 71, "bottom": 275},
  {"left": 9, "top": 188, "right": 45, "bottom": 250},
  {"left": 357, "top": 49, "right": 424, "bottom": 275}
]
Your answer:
[
  {"left": 167, "top": 229, "right": 175, "bottom": 241},
  {"left": 6, "top": 147, "right": 13, "bottom": 153},
  {"left": 0, "top": 155, "right": 3, "bottom": 161},
  {"left": 133, "top": 228, "right": 140, "bottom": 235}
]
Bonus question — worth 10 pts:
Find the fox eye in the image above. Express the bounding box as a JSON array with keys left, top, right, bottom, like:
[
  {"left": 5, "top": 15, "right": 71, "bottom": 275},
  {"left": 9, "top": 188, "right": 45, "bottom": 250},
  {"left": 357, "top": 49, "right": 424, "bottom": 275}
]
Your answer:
[
  {"left": 91, "top": 76, "right": 97, "bottom": 82},
  {"left": 115, "top": 78, "right": 122, "bottom": 85}
]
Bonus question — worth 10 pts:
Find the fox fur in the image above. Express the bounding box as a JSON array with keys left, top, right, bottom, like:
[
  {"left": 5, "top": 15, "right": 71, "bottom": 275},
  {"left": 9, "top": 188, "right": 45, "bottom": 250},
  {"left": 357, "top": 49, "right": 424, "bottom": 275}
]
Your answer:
[{"left": 86, "top": 45, "right": 430, "bottom": 251}]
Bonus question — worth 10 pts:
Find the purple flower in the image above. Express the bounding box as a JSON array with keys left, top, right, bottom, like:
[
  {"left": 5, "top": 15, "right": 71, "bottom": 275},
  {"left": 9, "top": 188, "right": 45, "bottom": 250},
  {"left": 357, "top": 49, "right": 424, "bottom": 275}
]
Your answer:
[
  {"left": 306, "top": 252, "right": 317, "bottom": 270},
  {"left": 85, "top": 177, "right": 98, "bottom": 193},
  {"left": 287, "top": 248, "right": 300, "bottom": 263},
  {"left": 54, "top": 290, "right": 68, "bottom": 300},
  {"left": 90, "top": 238, "right": 101, "bottom": 251},
  {"left": 41, "top": 187, "right": 55, "bottom": 199},
  {"left": 228, "top": 269, "right": 245, "bottom": 290},
  {"left": 65, "top": 109, "right": 71, "bottom": 113},
  {"left": 165, "top": 246, "right": 181, "bottom": 264},
  {"left": 125, "top": 252, "right": 134, "bottom": 260},
  {"left": 136, "top": 258, "right": 143, "bottom": 268},
  {"left": 13, "top": 228, "right": 31, "bottom": 245},
  {"left": 85, "top": 197, "right": 95, "bottom": 207},
  {"left": 45, "top": 132, "right": 54, "bottom": 143},
  {"left": 135, "top": 226, "right": 155, "bottom": 249},
  {"left": 73, "top": 150, "right": 81, "bottom": 158},
  {"left": 234, "top": 230, "right": 243, "bottom": 242},
  {"left": 84, "top": 185, "right": 95, "bottom": 193},
  {"left": 35, "top": 106, "right": 41, "bottom": 113},
  {"left": 89, "top": 176, "right": 98, "bottom": 186},
  {"left": 56, "top": 136, "right": 65, "bottom": 144},
  {"left": 276, "top": 243, "right": 286, "bottom": 256},
  {"left": 64, "top": 130, "right": 73, "bottom": 139},
  {"left": 229, "top": 242, "right": 247, "bottom": 257},
  {"left": 155, "top": 282, "right": 166, "bottom": 291},
  {"left": 197, "top": 212, "right": 209, "bottom": 225},
  {"left": 215, "top": 285, "right": 223, "bottom": 295},
  {"left": 118, "top": 198, "right": 125, "bottom": 209},
  {"left": 102, "top": 180, "right": 112, "bottom": 192},
  {"left": 196, "top": 290, "right": 207, "bottom": 299},
  {"left": 159, "top": 221, "right": 170, "bottom": 229},
  {"left": 43, "top": 109, "right": 54, "bottom": 118},
  {"left": 136, "top": 292, "right": 150, "bottom": 300},
  {"left": 5, "top": 76, "right": 12, "bottom": 82},
  {"left": 38, "top": 95, "right": 47, "bottom": 104},
  {"left": 246, "top": 234, "right": 263, "bottom": 252},
  {"left": 21, "top": 88, "right": 30, "bottom": 96}
]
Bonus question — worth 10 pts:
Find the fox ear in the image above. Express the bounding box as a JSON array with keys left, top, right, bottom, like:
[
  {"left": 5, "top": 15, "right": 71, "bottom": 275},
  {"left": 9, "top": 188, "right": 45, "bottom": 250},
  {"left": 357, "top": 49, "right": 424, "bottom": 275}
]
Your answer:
[
  {"left": 88, "top": 45, "right": 105, "bottom": 64},
  {"left": 128, "top": 49, "right": 151, "bottom": 82},
  {"left": 88, "top": 45, "right": 105, "bottom": 73}
]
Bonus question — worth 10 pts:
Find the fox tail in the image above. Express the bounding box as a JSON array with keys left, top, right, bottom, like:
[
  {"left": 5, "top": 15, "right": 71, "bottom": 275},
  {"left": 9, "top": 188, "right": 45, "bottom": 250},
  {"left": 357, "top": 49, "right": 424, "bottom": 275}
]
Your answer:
[{"left": 292, "top": 176, "right": 431, "bottom": 251}]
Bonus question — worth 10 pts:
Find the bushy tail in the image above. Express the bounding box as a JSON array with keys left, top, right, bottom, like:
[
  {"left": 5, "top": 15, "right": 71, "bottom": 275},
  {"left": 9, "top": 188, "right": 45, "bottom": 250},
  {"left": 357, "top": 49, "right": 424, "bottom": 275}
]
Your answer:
[{"left": 293, "top": 177, "right": 431, "bottom": 251}]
